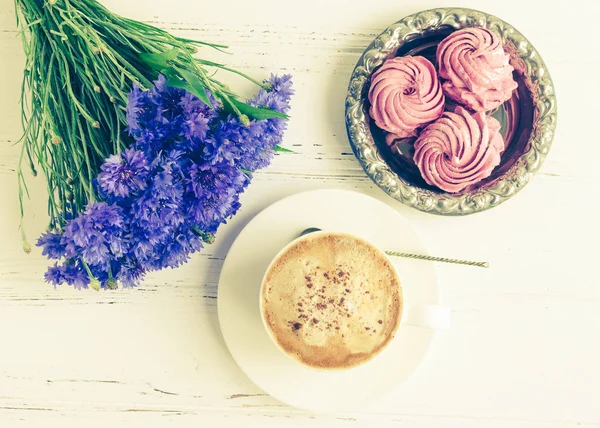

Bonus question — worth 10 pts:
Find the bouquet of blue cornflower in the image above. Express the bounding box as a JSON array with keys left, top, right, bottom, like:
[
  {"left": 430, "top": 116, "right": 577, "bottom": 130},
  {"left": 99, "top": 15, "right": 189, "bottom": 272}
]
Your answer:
[
  {"left": 15, "top": 0, "right": 293, "bottom": 289},
  {"left": 38, "top": 75, "right": 293, "bottom": 289}
]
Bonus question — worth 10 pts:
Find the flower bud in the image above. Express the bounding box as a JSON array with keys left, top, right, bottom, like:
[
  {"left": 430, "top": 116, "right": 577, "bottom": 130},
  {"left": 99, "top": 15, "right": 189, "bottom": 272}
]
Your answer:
[
  {"left": 201, "top": 232, "right": 215, "bottom": 244},
  {"left": 52, "top": 135, "right": 61, "bottom": 145},
  {"left": 239, "top": 114, "right": 250, "bottom": 127},
  {"left": 89, "top": 277, "right": 101, "bottom": 291},
  {"left": 93, "top": 85, "right": 101, "bottom": 93}
]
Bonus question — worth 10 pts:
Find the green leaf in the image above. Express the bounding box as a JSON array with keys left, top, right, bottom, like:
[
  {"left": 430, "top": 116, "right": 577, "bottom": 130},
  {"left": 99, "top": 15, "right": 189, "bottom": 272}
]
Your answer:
[
  {"left": 139, "top": 47, "right": 180, "bottom": 70},
  {"left": 164, "top": 75, "right": 189, "bottom": 90},
  {"left": 195, "top": 58, "right": 225, "bottom": 67},
  {"left": 228, "top": 98, "right": 288, "bottom": 120},
  {"left": 172, "top": 67, "right": 213, "bottom": 108},
  {"left": 274, "top": 145, "right": 294, "bottom": 153},
  {"left": 166, "top": 76, "right": 212, "bottom": 108}
]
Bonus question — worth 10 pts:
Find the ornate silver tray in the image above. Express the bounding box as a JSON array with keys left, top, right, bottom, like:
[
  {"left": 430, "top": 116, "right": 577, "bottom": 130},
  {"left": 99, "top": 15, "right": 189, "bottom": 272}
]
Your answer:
[{"left": 345, "top": 8, "right": 557, "bottom": 215}]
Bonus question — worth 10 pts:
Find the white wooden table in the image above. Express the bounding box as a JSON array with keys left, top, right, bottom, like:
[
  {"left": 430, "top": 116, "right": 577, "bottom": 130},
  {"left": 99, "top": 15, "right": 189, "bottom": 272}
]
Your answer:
[{"left": 1, "top": 0, "right": 598, "bottom": 426}]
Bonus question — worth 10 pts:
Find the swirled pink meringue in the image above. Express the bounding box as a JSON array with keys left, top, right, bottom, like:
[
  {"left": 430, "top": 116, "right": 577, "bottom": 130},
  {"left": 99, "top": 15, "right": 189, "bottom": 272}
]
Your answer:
[
  {"left": 413, "top": 107, "right": 505, "bottom": 193},
  {"left": 437, "top": 28, "right": 518, "bottom": 112},
  {"left": 368, "top": 56, "right": 444, "bottom": 139}
]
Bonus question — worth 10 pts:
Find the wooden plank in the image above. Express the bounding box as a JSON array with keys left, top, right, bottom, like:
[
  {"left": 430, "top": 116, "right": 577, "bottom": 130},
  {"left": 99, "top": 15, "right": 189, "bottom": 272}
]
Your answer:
[{"left": 1, "top": 0, "right": 598, "bottom": 426}]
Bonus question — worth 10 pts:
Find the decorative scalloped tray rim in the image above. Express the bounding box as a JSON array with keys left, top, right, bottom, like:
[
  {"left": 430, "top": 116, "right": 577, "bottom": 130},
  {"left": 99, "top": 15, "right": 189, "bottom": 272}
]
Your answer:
[{"left": 345, "top": 7, "right": 557, "bottom": 215}]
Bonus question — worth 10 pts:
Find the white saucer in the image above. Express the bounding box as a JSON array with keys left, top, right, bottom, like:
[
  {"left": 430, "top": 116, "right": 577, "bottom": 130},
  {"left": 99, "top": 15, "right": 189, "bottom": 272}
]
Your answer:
[{"left": 217, "top": 189, "right": 439, "bottom": 412}]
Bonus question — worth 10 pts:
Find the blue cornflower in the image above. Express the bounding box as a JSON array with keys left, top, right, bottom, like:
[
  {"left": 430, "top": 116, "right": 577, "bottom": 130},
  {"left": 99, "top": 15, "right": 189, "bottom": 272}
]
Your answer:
[
  {"left": 127, "top": 87, "right": 157, "bottom": 136},
  {"left": 126, "top": 85, "right": 143, "bottom": 132},
  {"left": 186, "top": 161, "right": 246, "bottom": 201},
  {"left": 180, "top": 90, "right": 219, "bottom": 115},
  {"left": 132, "top": 151, "right": 185, "bottom": 232},
  {"left": 180, "top": 91, "right": 219, "bottom": 142},
  {"left": 41, "top": 74, "right": 292, "bottom": 289},
  {"left": 208, "top": 75, "right": 293, "bottom": 172},
  {"left": 98, "top": 148, "right": 150, "bottom": 198},
  {"left": 131, "top": 187, "right": 184, "bottom": 241},
  {"left": 151, "top": 77, "right": 186, "bottom": 139},
  {"left": 44, "top": 262, "right": 89, "bottom": 289},
  {"left": 185, "top": 112, "right": 211, "bottom": 143},
  {"left": 185, "top": 161, "right": 248, "bottom": 232},
  {"left": 210, "top": 117, "right": 273, "bottom": 172},
  {"left": 37, "top": 231, "right": 65, "bottom": 259},
  {"left": 128, "top": 224, "right": 159, "bottom": 261},
  {"left": 61, "top": 202, "right": 125, "bottom": 267},
  {"left": 81, "top": 234, "right": 112, "bottom": 267},
  {"left": 156, "top": 229, "right": 204, "bottom": 269},
  {"left": 44, "top": 263, "right": 64, "bottom": 285},
  {"left": 267, "top": 74, "right": 294, "bottom": 100},
  {"left": 203, "top": 122, "right": 242, "bottom": 165},
  {"left": 128, "top": 75, "right": 203, "bottom": 155},
  {"left": 250, "top": 74, "right": 294, "bottom": 112},
  {"left": 62, "top": 263, "right": 90, "bottom": 290},
  {"left": 116, "top": 258, "right": 146, "bottom": 288}
]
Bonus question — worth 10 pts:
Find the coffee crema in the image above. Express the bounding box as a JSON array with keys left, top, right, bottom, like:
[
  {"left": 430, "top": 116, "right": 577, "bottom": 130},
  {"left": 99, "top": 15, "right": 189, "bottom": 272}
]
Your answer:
[{"left": 261, "top": 232, "right": 402, "bottom": 369}]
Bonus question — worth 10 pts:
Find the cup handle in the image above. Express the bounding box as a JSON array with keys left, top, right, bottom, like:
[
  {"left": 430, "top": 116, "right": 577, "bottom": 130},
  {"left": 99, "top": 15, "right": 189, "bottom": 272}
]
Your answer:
[{"left": 404, "top": 304, "right": 451, "bottom": 330}]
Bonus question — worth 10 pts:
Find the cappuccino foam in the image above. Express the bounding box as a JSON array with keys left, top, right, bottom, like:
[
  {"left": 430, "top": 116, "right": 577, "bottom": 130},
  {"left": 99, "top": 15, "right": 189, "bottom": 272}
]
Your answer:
[{"left": 261, "top": 232, "right": 402, "bottom": 369}]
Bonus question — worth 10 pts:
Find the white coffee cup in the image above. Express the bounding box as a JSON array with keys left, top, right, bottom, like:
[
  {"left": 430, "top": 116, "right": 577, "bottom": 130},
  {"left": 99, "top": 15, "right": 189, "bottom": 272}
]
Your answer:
[{"left": 259, "top": 230, "right": 450, "bottom": 370}]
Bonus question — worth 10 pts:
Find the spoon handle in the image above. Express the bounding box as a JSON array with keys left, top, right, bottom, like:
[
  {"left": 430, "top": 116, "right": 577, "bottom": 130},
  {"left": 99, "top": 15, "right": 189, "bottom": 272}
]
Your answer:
[
  {"left": 299, "top": 228, "right": 488, "bottom": 268},
  {"left": 384, "top": 250, "right": 489, "bottom": 268}
]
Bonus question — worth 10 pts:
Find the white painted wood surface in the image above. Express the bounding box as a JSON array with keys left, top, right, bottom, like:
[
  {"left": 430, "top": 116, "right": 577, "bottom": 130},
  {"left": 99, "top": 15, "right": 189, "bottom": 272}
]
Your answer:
[{"left": 1, "top": 0, "right": 599, "bottom": 426}]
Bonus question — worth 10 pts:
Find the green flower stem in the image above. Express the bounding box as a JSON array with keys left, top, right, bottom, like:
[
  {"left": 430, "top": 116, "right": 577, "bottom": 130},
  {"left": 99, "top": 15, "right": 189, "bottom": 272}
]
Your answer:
[
  {"left": 191, "top": 226, "right": 215, "bottom": 244},
  {"left": 75, "top": 115, "right": 96, "bottom": 201},
  {"left": 21, "top": 223, "right": 31, "bottom": 254},
  {"left": 81, "top": 260, "right": 101, "bottom": 291},
  {"left": 213, "top": 65, "right": 270, "bottom": 90},
  {"left": 15, "top": 0, "right": 281, "bottom": 236},
  {"left": 106, "top": 268, "right": 117, "bottom": 289}
]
